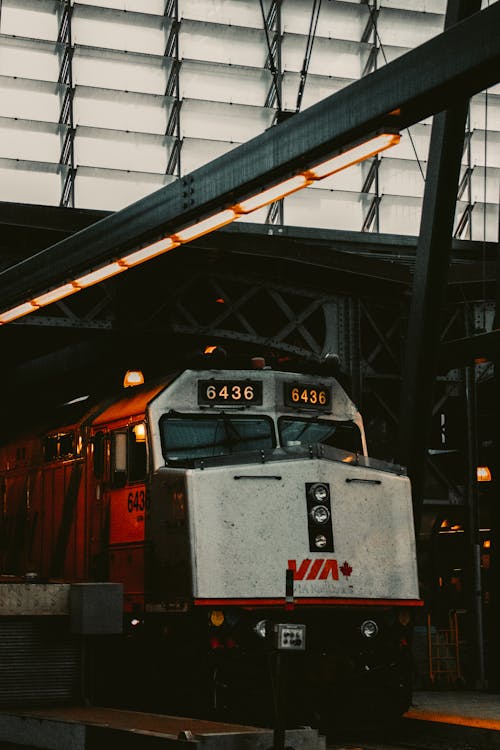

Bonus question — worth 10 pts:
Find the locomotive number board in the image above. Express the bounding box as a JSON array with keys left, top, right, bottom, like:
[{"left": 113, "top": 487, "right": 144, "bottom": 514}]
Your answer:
[
  {"left": 198, "top": 379, "right": 263, "bottom": 406},
  {"left": 284, "top": 383, "right": 331, "bottom": 410}
]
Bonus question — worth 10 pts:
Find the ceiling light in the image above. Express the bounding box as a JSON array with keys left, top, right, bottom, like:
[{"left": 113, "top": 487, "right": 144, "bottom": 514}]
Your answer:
[
  {"left": 306, "top": 132, "right": 401, "bottom": 180},
  {"left": 173, "top": 210, "right": 237, "bottom": 242},
  {"left": 74, "top": 261, "right": 128, "bottom": 288},
  {"left": 235, "top": 175, "right": 310, "bottom": 214},
  {"left": 31, "top": 282, "right": 80, "bottom": 307},
  {"left": 0, "top": 301, "right": 39, "bottom": 324},
  {"left": 121, "top": 237, "right": 179, "bottom": 267}
]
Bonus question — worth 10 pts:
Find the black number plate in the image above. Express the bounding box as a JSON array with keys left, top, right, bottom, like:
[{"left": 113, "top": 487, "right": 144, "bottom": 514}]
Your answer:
[
  {"left": 284, "top": 383, "right": 331, "bottom": 410},
  {"left": 198, "top": 379, "right": 263, "bottom": 406}
]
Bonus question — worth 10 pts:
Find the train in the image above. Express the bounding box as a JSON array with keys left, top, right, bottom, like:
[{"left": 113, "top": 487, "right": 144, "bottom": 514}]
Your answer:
[{"left": 0, "top": 353, "right": 421, "bottom": 726}]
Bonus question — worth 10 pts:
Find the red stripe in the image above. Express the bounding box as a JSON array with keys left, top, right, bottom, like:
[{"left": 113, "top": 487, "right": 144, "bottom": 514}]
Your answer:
[{"left": 194, "top": 597, "right": 424, "bottom": 608}]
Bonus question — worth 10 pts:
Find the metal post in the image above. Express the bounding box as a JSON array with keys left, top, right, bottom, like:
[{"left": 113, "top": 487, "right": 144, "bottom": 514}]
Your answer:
[{"left": 464, "top": 353, "right": 486, "bottom": 687}]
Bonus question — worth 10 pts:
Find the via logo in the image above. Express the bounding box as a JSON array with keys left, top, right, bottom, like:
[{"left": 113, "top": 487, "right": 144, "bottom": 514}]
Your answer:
[{"left": 288, "top": 558, "right": 339, "bottom": 581}]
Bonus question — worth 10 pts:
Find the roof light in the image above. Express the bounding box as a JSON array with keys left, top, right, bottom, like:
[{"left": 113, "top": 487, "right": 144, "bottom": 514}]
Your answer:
[
  {"left": 123, "top": 369, "right": 145, "bottom": 388},
  {"left": 477, "top": 466, "right": 492, "bottom": 482},
  {"left": 0, "top": 301, "right": 39, "bottom": 324},
  {"left": 31, "top": 282, "right": 80, "bottom": 307},
  {"left": 120, "top": 237, "right": 179, "bottom": 267},
  {"left": 306, "top": 132, "right": 401, "bottom": 180},
  {"left": 173, "top": 210, "right": 236, "bottom": 242},
  {"left": 235, "top": 175, "right": 310, "bottom": 214},
  {"left": 74, "top": 261, "right": 127, "bottom": 288}
]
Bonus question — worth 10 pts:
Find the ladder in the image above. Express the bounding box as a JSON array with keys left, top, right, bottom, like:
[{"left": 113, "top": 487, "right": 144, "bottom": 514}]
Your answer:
[{"left": 427, "top": 610, "right": 462, "bottom": 686}]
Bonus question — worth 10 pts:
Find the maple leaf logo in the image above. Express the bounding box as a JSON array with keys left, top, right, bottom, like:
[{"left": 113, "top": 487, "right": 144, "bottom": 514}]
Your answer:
[{"left": 340, "top": 561, "right": 353, "bottom": 578}]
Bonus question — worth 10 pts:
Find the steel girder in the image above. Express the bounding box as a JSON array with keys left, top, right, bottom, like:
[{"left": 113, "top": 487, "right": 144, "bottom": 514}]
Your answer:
[{"left": 0, "top": 4, "right": 499, "bottom": 312}]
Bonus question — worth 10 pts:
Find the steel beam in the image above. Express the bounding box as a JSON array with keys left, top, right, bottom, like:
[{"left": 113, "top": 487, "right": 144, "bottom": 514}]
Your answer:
[
  {"left": 0, "top": 4, "right": 498, "bottom": 311},
  {"left": 398, "top": 0, "right": 483, "bottom": 527}
]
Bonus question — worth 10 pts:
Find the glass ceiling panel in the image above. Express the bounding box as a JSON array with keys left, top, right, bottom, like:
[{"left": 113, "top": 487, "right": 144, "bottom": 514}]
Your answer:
[
  {"left": 74, "top": 129, "right": 169, "bottom": 172},
  {"left": 282, "top": 0, "right": 369, "bottom": 42},
  {"left": 181, "top": 0, "right": 265, "bottom": 30},
  {"left": 379, "top": 194, "right": 422, "bottom": 236},
  {"left": 75, "top": 167, "right": 175, "bottom": 210},
  {"left": 0, "top": 35, "right": 60, "bottom": 82},
  {"left": 282, "top": 35, "right": 368, "bottom": 79},
  {"left": 282, "top": 72, "right": 352, "bottom": 112},
  {"left": 181, "top": 60, "right": 270, "bottom": 107},
  {"left": 0, "top": 118, "right": 61, "bottom": 163},
  {"left": 73, "top": 47, "right": 168, "bottom": 94},
  {"left": 284, "top": 187, "right": 365, "bottom": 232},
  {"left": 180, "top": 20, "right": 267, "bottom": 68},
  {"left": 377, "top": 7, "right": 444, "bottom": 48},
  {"left": 181, "top": 137, "right": 240, "bottom": 174},
  {"left": 0, "top": 0, "right": 59, "bottom": 43},
  {"left": 0, "top": 161, "right": 61, "bottom": 204},
  {"left": 73, "top": 87, "right": 171, "bottom": 135},
  {"left": 76, "top": 0, "right": 166, "bottom": 13},
  {"left": 0, "top": 76, "right": 60, "bottom": 122},
  {"left": 180, "top": 99, "right": 275, "bottom": 142},
  {"left": 72, "top": 4, "right": 169, "bottom": 55}
]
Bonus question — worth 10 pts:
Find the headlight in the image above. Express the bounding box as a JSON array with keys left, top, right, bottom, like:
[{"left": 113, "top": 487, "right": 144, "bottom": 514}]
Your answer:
[
  {"left": 254, "top": 620, "right": 268, "bottom": 639},
  {"left": 310, "top": 504, "right": 330, "bottom": 524},
  {"left": 360, "top": 619, "right": 379, "bottom": 638},
  {"left": 314, "top": 534, "right": 328, "bottom": 549},
  {"left": 309, "top": 483, "right": 329, "bottom": 503}
]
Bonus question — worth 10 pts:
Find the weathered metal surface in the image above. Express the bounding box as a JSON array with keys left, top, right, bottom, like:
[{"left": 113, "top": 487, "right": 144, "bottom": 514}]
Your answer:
[{"left": 0, "top": 583, "right": 70, "bottom": 616}]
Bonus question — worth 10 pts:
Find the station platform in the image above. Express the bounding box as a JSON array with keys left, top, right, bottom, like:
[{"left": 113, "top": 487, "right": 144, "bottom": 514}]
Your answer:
[{"left": 400, "top": 690, "right": 500, "bottom": 750}]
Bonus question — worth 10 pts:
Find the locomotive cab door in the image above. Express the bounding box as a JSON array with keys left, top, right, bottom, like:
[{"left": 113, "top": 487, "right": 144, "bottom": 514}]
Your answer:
[{"left": 91, "top": 425, "right": 148, "bottom": 613}]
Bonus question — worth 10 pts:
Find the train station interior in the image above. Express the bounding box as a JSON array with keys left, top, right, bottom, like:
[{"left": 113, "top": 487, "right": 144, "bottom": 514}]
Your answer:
[{"left": 0, "top": 0, "right": 499, "bottom": 740}]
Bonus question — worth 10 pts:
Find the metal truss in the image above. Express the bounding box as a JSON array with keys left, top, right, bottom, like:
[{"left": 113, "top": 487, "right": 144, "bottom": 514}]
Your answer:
[
  {"left": 164, "top": 0, "right": 182, "bottom": 177},
  {"left": 57, "top": 0, "right": 76, "bottom": 208},
  {"left": 163, "top": 271, "right": 344, "bottom": 364}
]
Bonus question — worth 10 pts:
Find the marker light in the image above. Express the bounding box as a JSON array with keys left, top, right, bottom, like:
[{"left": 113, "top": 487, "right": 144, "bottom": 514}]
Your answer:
[
  {"left": 121, "top": 238, "right": 179, "bottom": 267},
  {"left": 306, "top": 132, "right": 401, "bottom": 180},
  {"left": 123, "top": 369, "right": 145, "bottom": 388},
  {"left": 209, "top": 610, "right": 225, "bottom": 627},
  {"left": 133, "top": 422, "right": 146, "bottom": 442},
  {"left": 360, "top": 619, "right": 379, "bottom": 638},
  {"left": 74, "top": 261, "right": 127, "bottom": 288},
  {"left": 173, "top": 210, "right": 237, "bottom": 242},
  {"left": 477, "top": 466, "right": 492, "bottom": 482},
  {"left": 235, "top": 175, "right": 310, "bottom": 213},
  {"left": 31, "top": 282, "right": 80, "bottom": 307},
  {"left": 0, "top": 301, "right": 39, "bottom": 324},
  {"left": 310, "top": 505, "right": 330, "bottom": 524},
  {"left": 309, "top": 483, "right": 329, "bottom": 503}
]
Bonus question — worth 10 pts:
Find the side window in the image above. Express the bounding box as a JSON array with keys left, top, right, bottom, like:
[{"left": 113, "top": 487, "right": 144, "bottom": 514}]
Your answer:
[
  {"left": 92, "top": 431, "right": 105, "bottom": 480},
  {"left": 111, "top": 431, "right": 127, "bottom": 488},
  {"left": 110, "top": 424, "right": 147, "bottom": 487},
  {"left": 43, "top": 431, "right": 75, "bottom": 461}
]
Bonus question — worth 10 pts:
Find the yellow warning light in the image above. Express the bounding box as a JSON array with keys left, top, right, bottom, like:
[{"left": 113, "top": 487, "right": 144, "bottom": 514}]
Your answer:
[
  {"left": 477, "top": 466, "right": 492, "bottom": 482},
  {"left": 209, "top": 610, "right": 225, "bottom": 627},
  {"left": 484, "top": 539, "right": 491, "bottom": 550},
  {"left": 123, "top": 370, "right": 145, "bottom": 388},
  {"left": 133, "top": 423, "right": 146, "bottom": 443}
]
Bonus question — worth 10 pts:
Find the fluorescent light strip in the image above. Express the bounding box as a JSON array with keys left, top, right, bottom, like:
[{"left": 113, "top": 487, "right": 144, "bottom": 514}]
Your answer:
[
  {"left": 173, "top": 209, "right": 237, "bottom": 242},
  {"left": 0, "top": 131, "right": 401, "bottom": 325},
  {"left": 306, "top": 132, "right": 401, "bottom": 180},
  {"left": 235, "top": 175, "right": 310, "bottom": 214},
  {"left": 74, "top": 261, "right": 128, "bottom": 288},
  {"left": 32, "top": 282, "right": 80, "bottom": 307},
  {"left": 0, "top": 301, "right": 39, "bottom": 324},
  {"left": 120, "top": 237, "right": 179, "bottom": 267}
]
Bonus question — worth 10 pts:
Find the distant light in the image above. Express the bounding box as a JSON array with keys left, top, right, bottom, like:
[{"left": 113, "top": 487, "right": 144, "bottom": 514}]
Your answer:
[
  {"left": 483, "top": 539, "right": 491, "bottom": 549},
  {"left": 477, "top": 466, "right": 492, "bottom": 482},
  {"left": 63, "top": 395, "right": 90, "bottom": 406},
  {"left": 204, "top": 345, "right": 218, "bottom": 355},
  {"left": 215, "top": 297, "right": 225, "bottom": 304},
  {"left": 123, "top": 369, "right": 145, "bottom": 388}
]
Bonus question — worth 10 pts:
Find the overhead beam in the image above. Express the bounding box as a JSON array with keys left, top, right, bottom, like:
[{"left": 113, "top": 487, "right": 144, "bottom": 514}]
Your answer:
[{"left": 0, "top": 3, "right": 498, "bottom": 313}]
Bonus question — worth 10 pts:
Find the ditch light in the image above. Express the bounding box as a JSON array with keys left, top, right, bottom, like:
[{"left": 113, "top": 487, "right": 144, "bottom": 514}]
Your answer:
[{"left": 0, "top": 130, "right": 400, "bottom": 325}]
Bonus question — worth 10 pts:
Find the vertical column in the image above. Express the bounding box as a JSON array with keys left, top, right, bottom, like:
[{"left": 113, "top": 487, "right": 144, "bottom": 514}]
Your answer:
[
  {"left": 360, "top": 0, "right": 381, "bottom": 233},
  {"left": 165, "top": 0, "right": 182, "bottom": 178},
  {"left": 57, "top": 0, "right": 76, "bottom": 207},
  {"left": 262, "top": 0, "right": 284, "bottom": 225}
]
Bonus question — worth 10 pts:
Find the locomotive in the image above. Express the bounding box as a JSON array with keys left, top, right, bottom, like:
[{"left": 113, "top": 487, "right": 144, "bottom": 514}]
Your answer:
[{"left": 0, "top": 355, "right": 421, "bottom": 725}]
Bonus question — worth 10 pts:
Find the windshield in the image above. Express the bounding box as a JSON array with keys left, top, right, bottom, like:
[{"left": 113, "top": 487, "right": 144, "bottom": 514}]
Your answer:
[
  {"left": 161, "top": 414, "right": 275, "bottom": 462},
  {"left": 279, "top": 417, "right": 362, "bottom": 454}
]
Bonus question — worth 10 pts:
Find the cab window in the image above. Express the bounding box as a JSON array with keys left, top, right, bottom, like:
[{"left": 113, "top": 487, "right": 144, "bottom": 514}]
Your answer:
[
  {"left": 160, "top": 414, "right": 275, "bottom": 462},
  {"left": 279, "top": 417, "right": 362, "bottom": 454},
  {"left": 110, "top": 423, "right": 147, "bottom": 487}
]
